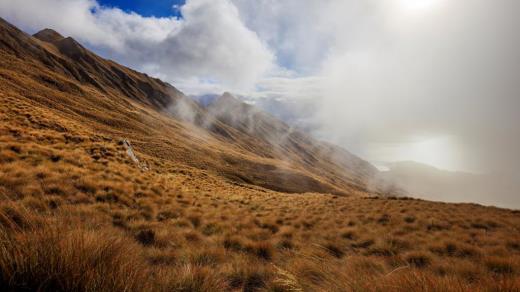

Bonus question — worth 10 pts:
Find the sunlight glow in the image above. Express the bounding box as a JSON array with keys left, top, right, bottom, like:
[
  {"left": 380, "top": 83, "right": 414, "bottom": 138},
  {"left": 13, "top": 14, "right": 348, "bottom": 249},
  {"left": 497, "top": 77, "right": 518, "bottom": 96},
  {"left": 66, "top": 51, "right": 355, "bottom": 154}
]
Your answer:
[
  {"left": 399, "top": 0, "right": 442, "bottom": 13},
  {"left": 366, "top": 136, "right": 462, "bottom": 172},
  {"left": 406, "top": 136, "right": 458, "bottom": 170}
]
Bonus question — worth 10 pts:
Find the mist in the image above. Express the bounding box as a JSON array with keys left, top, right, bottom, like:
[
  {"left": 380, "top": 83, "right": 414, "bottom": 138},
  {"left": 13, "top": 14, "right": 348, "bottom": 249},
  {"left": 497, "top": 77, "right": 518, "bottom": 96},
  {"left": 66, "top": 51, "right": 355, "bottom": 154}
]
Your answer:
[
  {"left": 236, "top": 0, "right": 520, "bottom": 208},
  {"left": 232, "top": 0, "right": 520, "bottom": 174},
  {"left": 378, "top": 161, "right": 520, "bottom": 209}
]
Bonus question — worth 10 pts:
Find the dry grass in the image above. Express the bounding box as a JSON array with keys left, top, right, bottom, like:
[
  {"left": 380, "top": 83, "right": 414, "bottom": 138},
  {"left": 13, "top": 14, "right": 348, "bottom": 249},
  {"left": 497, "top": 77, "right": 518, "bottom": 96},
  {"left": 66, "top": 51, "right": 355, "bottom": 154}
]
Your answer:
[{"left": 0, "top": 150, "right": 519, "bottom": 291}]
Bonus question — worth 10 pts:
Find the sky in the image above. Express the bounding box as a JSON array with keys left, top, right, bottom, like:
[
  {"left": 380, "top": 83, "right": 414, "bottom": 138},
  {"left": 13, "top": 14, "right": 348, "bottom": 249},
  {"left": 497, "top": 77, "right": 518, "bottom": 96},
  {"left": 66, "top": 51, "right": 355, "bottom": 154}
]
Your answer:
[
  {"left": 96, "top": 0, "right": 184, "bottom": 17},
  {"left": 1, "top": 0, "right": 519, "bottom": 175}
]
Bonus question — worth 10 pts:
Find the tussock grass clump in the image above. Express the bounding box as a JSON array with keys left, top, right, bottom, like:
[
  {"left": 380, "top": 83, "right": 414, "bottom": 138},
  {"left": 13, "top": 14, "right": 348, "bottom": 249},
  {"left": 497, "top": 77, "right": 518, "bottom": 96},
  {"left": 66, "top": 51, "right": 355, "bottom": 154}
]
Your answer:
[
  {"left": 188, "top": 214, "right": 202, "bottom": 228},
  {"left": 223, "top": 236, "right": 246, "bottom": 252},
  {"left": 430, "top": 240, "right": 481, "bottom": 259},
  {"left": 156, "top": 209, "right": 180, "bottom": 221},
  {"left": 323, "top": 242, "right": 345, "bottom": 258},
  {"left": 245, "top": 241, "right": 274, "bottom": 260},
  {"left": 146, "top": 249, "right": 176, "bottom": 266},
  {"left": 351, "top": 238, "right": 375, "bottom": 249},
  {"left": 163, "top": 265, "right": 227, "bottom": 292},
  {"left": 21, "top": 196, "right": 48, "bottom": 212},
  {"left": 277, "top": 238, "right": 294, "bottom": 250},
  {"left": 184, "top": 230, "right": 203, "bottom": 242},
  {"left": 227, "top": 261, "right": 272, "bottom": 291},
  {"left": 486, "top": 257, "right": 516, "bottom": 275},
  {"left": 404, "top": 215, "right": 416, "bottom": 223},
  {"left": 201, "top": 222, "right": 221, "bottom": 236},
  {"left": 405, "top": 252, "right": 432, "bottom": 268},
  {"left": 0, "top": 209, "right": 148, "bottom": 291},
  {"left": 340, "top": 229, "right": 357, "bottom": 240},
  {"left": 135, "top": 229, "right": 156, "bottom": 246},
  {"left": 187, "top": 248, "right": 225, "bottom": 267}
]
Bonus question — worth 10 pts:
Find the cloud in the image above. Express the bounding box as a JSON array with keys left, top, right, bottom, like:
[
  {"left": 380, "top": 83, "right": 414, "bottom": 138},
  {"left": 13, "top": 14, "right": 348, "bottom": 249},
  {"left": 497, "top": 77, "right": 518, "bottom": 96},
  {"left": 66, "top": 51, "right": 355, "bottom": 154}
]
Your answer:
[
  {"left": 231, "top": 0, "right": 336, "bottom": 73},
  {"left": 231, "top": 0, "right": 520, "bottom": 174},
  {"left": 0, "top": 0, "right": 176, "bottom": 50},
  {"left": 0, "top": 0, "right": 274, "bottom": 90},
  {"left": 150, "top": 0, "right": 274, "bottom": 89},
  {"left": 318, "top": 0, "right": 520, "bottom": 173}
]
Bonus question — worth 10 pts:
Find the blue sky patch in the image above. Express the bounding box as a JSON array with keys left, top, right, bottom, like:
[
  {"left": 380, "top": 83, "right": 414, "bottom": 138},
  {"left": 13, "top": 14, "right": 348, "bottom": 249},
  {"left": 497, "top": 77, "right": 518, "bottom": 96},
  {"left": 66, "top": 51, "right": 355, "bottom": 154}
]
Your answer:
[{"left": 98, "top": 0, "right": 185, "bottom": 18}]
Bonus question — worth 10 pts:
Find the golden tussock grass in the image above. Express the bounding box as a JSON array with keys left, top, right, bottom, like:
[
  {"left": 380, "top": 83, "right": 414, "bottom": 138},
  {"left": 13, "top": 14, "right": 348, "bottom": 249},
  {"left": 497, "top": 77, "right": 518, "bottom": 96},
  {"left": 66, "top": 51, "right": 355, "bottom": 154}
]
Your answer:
[{"left": 0, "top": 149, "right": 519, "bottom": 291}]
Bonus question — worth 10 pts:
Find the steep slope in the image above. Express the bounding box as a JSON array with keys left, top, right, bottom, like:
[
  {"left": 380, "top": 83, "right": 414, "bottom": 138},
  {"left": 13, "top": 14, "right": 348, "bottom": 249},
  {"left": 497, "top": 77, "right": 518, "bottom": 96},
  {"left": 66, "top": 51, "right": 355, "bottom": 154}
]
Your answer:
[
  {"left": 1, "top": 20, "right": 184, "bottom": 109},
  {"left": 206, "top": 93, "right": 379, "bottom": 193},
  {"left": 0, "top": 17, "right": 377, "bottom": 195}
]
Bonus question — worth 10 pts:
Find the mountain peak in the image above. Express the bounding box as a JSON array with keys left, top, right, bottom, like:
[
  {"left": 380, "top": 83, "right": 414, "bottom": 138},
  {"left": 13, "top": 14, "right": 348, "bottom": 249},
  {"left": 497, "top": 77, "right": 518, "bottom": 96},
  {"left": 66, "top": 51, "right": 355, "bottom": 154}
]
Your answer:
[
  {"left": 221, "top": 92, "right": 234, "bottom": 98},
  {"left": 219, "top": 92, "right": 241, "bottom": 104},
  {"left": 33, "top": 28, "right": 64, "bottom": 43},
  {"left": 55, "top": 36, "right": 88, "bottom": 60},
  {"left": 0, "top": 17, "right": 14, "bottom": 29}
]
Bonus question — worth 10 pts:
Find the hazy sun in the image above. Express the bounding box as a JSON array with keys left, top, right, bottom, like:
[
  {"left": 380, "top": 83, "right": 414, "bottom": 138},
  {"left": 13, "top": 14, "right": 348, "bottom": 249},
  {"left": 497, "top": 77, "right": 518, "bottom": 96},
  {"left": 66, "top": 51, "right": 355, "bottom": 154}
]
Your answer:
[
  {"left": 367, "top": 135, "right": 463, "bottom": 172},
  {"left": 399, "top": 0, "right": 442, "bottom": 13},
  {"left": 406, "top": 136, "right": 459, "bottom": 171}
]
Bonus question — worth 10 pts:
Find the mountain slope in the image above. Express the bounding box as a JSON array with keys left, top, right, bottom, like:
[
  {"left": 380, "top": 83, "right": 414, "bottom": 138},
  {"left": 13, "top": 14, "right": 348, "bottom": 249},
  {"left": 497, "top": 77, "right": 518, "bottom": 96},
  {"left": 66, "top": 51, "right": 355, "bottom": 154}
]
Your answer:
[
  {"left": 206, "top": 93, "right": 379, "bottom": 191},
  {"left": 0, "top": 17, "right": 379, "bottom": 195}
]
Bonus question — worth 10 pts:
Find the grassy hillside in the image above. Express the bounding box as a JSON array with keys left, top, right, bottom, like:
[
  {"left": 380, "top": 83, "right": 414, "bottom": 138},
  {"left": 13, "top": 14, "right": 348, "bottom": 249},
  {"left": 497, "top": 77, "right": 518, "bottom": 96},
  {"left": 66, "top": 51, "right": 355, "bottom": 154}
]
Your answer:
[
  {"left": 0, "top": 18, "right": 519, "bottom": 291},
  {"left": 0, "top": 17, "right": 378, "bottom": 196}
]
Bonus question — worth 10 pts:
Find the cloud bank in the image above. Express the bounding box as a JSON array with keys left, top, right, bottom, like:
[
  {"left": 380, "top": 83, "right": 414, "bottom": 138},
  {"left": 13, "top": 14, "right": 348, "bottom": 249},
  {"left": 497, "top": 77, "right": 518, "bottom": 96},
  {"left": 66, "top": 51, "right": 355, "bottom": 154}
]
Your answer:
[{"left": 234, "top": 0, "right": 520, "bottom": 174}]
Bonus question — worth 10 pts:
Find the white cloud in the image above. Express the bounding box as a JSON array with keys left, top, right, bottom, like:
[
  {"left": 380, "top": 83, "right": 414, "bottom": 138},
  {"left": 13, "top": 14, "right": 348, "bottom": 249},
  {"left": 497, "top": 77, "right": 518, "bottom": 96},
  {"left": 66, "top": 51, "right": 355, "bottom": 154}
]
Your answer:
[
  {"left": 0, "top": 0, "right": 274, "bottom": 90},
  {"left": 149, "top": 0, "right": 274, "bottom": 89}
]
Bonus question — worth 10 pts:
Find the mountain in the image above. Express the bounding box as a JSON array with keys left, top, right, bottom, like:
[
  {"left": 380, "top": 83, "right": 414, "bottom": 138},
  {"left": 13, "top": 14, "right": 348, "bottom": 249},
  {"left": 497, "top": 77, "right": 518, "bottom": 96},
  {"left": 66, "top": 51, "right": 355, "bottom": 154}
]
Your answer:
[
  {"left": 191, "top": 93, "right": 219, "bottom": 107},
  {"left": 1, "top": 21, "right": 186, "bottom": 109},
  {"left": 194, "top": 93, "right": 318, "bottom": 133},
  {"left": 0, "top": 17, "right": 378, "bottom": 196},
  {"left": 380, "top": 161, "right": 520, "bottom": 208},
  {"left": 241, "top": 95, "right": 319, "bottom": 133},
  {"left": 204, "top": 92, "right": 379, "bottom": 194}
]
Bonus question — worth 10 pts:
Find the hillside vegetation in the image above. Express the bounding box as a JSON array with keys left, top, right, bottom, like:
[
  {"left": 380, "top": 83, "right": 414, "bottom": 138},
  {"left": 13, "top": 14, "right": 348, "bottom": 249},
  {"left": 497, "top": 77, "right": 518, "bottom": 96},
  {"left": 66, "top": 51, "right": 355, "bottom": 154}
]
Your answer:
[{"left": 0, "top": 18, "right": 519, "bottom": 291}]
